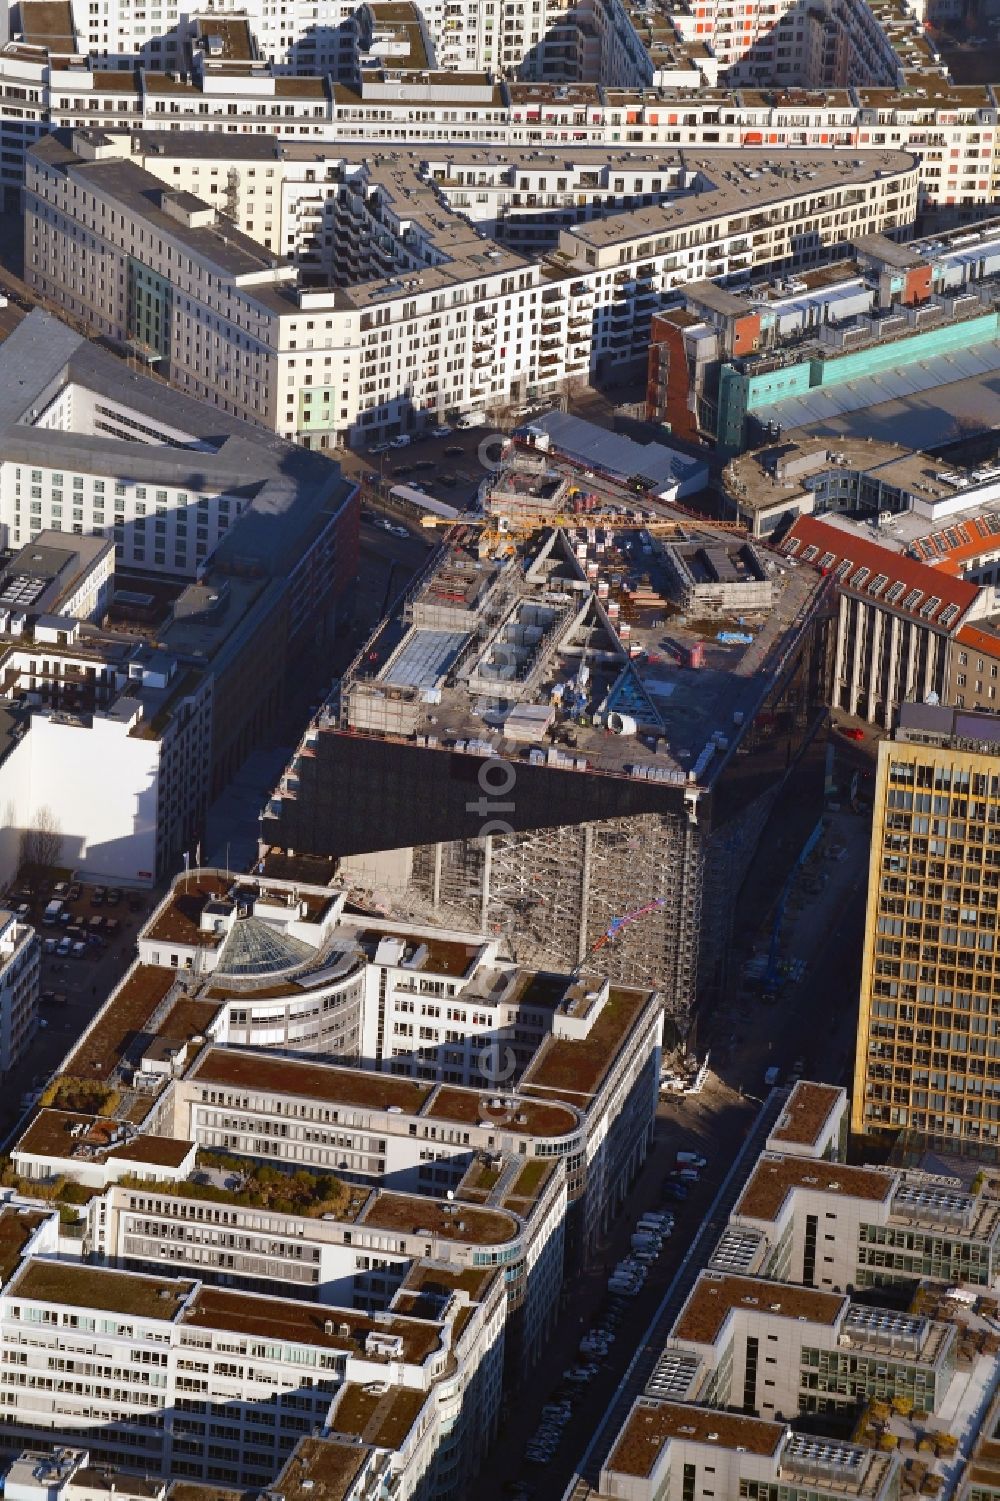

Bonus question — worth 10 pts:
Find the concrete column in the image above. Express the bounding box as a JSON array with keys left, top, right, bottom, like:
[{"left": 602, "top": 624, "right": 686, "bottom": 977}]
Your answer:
[
  {"left": 832, "top": 591, "right": 848, "bottom": 708},
  {"left": 867, "top": 605, "right": 884, "bottom": 723},
  {"left": 887, "top": 611, "right": 901, "bottom": 727}
]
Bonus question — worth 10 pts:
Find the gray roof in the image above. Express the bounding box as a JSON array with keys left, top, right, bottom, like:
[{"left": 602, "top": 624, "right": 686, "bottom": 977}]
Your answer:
[
  {"left": 761, "top": 339, "right": 1000, "bottom": 451},
  {"left": 521, "top": 410, "right": 705, "bottom": 491},
  {"left": 0, "top": 309, "right": 354, "bottom": 579}
]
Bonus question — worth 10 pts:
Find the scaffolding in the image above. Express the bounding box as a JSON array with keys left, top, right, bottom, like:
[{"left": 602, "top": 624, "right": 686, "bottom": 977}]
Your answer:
[{"left": 404, "top": 808, "right": 706, "bottom": 1022}]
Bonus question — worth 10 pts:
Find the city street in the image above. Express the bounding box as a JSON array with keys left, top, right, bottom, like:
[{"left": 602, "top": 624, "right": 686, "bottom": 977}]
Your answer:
[{"left": 478, "top": 1077, "right": 759, "bottom": 1501}]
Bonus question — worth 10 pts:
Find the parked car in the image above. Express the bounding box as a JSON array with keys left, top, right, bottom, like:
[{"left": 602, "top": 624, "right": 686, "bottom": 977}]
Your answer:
[
  {"left": 390, "top": 434, "right": 412, "bottom": 449},
  {"left": 106, "top": 887, "right": 122, "bottom": 906},
  {"left": 71, "top": 941, "right": 87, "bottom": 959},
  {"left": 431, "top": 424, "right": 452, "bottom": 437},
  {"left": 676, "top": 1152, "right": 707, "bottom": 1168},
  {"left": 836, "top": 724, "right": 864, "bottom": 741},
  {"left": 90, "top": 886, "right": 106, "bottom": 906},
  {"left": 67, "top": 882, "right": 82, "bottom": 901},
  {"left": 56, "top": 937, "right": 72, "bottom": 956}
]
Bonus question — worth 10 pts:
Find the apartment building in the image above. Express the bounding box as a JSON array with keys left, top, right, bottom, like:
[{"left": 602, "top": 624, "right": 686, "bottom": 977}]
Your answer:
[
  {"left": 25, "top": 129, "right": 919, "bottom": 443},
  {"left": 853, "top": 704, "right": 1000, "bottom": 1153},
  {"left": 0, "top": 910, "right": 40, "bottom": 1076}
]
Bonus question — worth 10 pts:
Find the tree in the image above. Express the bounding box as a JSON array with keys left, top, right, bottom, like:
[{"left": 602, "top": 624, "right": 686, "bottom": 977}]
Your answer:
[{"left": 19, "top": 806, "right": 63, "bottom": 874}]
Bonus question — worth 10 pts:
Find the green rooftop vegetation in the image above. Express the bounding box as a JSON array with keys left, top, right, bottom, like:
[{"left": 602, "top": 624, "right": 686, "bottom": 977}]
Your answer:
[
  {"left": 119, "top": 1150, "right": 366, "bottom": 1220},
  {"left": 39, "top": 1077, "right": 119, "bottom": 1116}
]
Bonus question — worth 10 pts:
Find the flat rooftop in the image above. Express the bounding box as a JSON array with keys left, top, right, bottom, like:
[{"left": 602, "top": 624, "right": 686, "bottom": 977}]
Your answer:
[
  {"left": 735, "top": 1156, "right": 895, "bottom": 1223},
  {"left": 0, "top": 1208, "right": 50, "bottom": 1284},
  {"left": 559, "top": 150, "right": 917, "bottom": 252},
  {"left": 672, "top": 1272, "right": 845, "bottom": 1346},
  {"left": 360, "top": 1191, "right": 519, "bottom": 1246},
  {"left": 189, "top": 1048, "right": 433, "bottom": 1114},
  {"left": 64, "top": 966, "right": 177, "bottom": 1081},
  {"left": 769, "top": 1082, "right": 843, "bottom": 1149},
  {"left": 520, "top": 988, "right": 648, "bottom": 1103},
  {"left": 354, "top": 927, "right": 481, "bottom": 978},
  {"left": 14, "top": 1109, "right": 192, "bottom": 1168},
  {"left": 423, "top": 1085, "right": 578, "bottom": 1137},
  {"left": 606, "top": 1400, "right": 784, "bottom": 1477},
  {"left": 183, "top": 1285, "right": 442, "bottom": 1363},
  {"left": 144, "top": 873, "right": 238, "bottom": 949},
  {"left": 724, "top": 436, "right": 959, "bottom": 516},
  {"left": 10, "top": 1259, "right": 195, "bottom": 1320},
  {"left": 189, "top": 1047, "right": 581, "bottom": 1137},
  {"left": 329, "top": 1383, "right": 427, "bottom": 1450},
  {"left": 271, "top": 1438, "right": 370, "bottom": 1501}
]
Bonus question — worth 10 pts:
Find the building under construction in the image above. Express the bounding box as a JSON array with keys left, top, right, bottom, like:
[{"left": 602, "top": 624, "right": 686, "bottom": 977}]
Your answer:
[{"left": 262, "top": 462, "right": 830, "bottom": 1033}]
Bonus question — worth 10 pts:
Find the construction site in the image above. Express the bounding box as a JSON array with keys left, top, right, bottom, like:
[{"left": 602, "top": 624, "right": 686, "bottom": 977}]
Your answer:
[{"left": 262, "top": 451, "right": 833, "bottom": 1031}]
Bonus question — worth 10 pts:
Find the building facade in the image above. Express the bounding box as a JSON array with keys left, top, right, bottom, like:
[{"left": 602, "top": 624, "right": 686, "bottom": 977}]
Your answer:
[{"left": 853, "top": 705, "right": 1000, "bottom": 1152}]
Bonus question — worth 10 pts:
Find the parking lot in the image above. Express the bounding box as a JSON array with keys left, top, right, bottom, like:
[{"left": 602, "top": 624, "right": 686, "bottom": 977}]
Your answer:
[
  {"left": 3, "top": 875, "right": 152, "bottom": 1143},
  {"left": 341, "top": 426, "right": 504, "bottom": 517}
]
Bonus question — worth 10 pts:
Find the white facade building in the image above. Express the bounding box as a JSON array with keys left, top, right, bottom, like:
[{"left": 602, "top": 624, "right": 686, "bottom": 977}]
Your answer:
[
  {"left": 25, "top": 129, "right": 919, "bottom": 444},
  {"left": 0, "top": 910, "right": 40, "bottom": 1075}
]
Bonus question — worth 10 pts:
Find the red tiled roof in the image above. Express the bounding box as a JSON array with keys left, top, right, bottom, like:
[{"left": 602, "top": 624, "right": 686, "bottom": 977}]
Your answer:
[
  {"left": 955, "top": 623, "right": 1000, "bottom": 661},
  {"left": 782, "top": 516, "right": 977, "bottom": 630},
  {"left": 906, "top": 511, "right": 1000, "bottom": 575}
]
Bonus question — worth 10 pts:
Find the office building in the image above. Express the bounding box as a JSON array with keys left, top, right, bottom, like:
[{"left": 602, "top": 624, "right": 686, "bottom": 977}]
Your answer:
[
  {"left": 0, "top": 307, "right": 356, "bottom": 884},
  {"left": 582, "top": 1076, "right": 1000, "bottom": 1501},
  {"left": 854, "top": 703, "right": 1000, "bottom": 1152},
  {"left": 0, "top": 910, "right": 40, "bottom": 1075}
]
